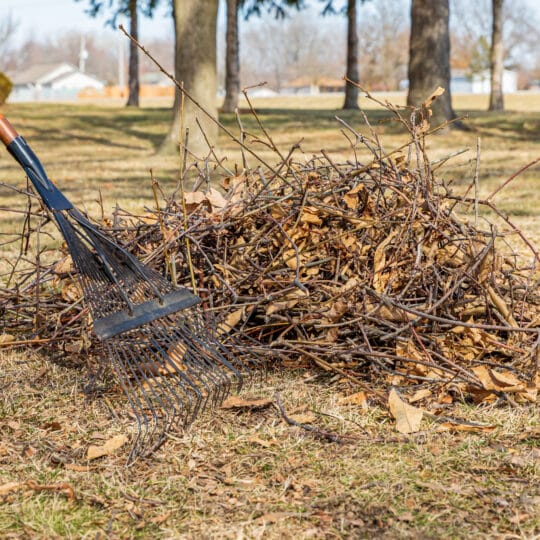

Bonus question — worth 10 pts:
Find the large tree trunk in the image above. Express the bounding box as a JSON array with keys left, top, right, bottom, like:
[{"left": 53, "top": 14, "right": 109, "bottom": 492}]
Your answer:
[
  {"left": 222, "top": 0, "right": 240, "bottom": 113},
  {"left": 488, "top": 0, "right": 504, "bottom": 111},
  {"left": 343, "top": 0, "right": 359, "bottom": 110},
  {"left": 161, "top": 0, "right": 219, "bottom": 156},
  {"left": 407, "top": 0, "right": 456, "bottom": 126},
  {"left": 126, "top": 0, "right": 140, "bottom": 107}
]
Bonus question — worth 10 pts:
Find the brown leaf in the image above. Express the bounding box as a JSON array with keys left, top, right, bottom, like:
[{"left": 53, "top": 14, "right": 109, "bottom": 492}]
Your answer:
[
  {"left": 221, "top": 396, "right": 273, "bottom": 410},
  {"left": 339, "top": 391, "right": 368, "bottom": 407},
  {"left": 388, "top": 389, "right": 424, "bottom": 434},
  {"left": 53, "top": 256, "right": 73, "bottom": 275},
  {"left": 87, "top": 434, "right": 128, "bottom": 460},
  {"left": 436, "top": 421, "right": 495, "bottom": 434},
  {"left": 0, "top": 334, "right": 15, "bottom": 345},
  {"left": 288, "top": 412, "right": 317, "bottom": 424},
  {"left": 0, "top": 481, "right": 23, "bottom": 496}
]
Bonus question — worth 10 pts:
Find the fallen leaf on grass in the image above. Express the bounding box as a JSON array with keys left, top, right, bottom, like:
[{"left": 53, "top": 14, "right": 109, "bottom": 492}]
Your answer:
[
  {"left": 0, "top": 480, "right": 75, "bottom": 501},
  {"left": 339, "top": 391, "right": 368, "bottom": 407},
  {"left": 288, "top": 412, "right": 317, "bottom": 424},
  {"left": 87, "top": 434, "right": 128, "bottom": 460},
  {"left": 221, "top": 396, "right": 273, "bottom": 410},
  {"left": 247, "top": 435, "right": 275, "bottom": 448},
  {"left": 0, "top": 481, "right": 23, "bottom": 496},
  {"left": 388, "top": 389, "right": 424, "bottom": 434},
  {"left": 0, "top": 334, "right": 15, "bottom": 345}
]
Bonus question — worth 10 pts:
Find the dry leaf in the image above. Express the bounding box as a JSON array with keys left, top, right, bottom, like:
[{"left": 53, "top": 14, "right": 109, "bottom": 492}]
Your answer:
[
  {"left": 0, "top": 334, "right": 15, "bottom": 345},
  {"left": 288, "top": 412, "right": 317, "bottom": 424},
  {"left": 87, "top": 434, "right": 128, "bottom": 460},
  {"left": 388, "top": 389, "right": 424, "bottom": 434},
  {"left": 221, "top": 396, "right": 273, "bottom": 410},
  {"left": 339, "top": 391, "right": 368, "bottom": 407},
  {"left": 53, "top": 256, "right": 73, "bottom": 275},
  {"left": 436, "top": 421, "right": 495, "bottom": 434},
  {"left": 0, "top": 481, "right": 23, "bottom": 496}
]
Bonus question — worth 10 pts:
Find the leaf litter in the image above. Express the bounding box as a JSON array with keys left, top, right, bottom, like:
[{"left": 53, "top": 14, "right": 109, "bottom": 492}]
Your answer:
[{"left": 0, "top": 90, "right": 538, "bottom": 440}]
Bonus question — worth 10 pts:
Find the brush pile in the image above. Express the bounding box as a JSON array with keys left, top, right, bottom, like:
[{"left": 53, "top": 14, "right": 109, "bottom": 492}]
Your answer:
[{"left": 1, "top": 96, "right": 539, "bottom": 409}]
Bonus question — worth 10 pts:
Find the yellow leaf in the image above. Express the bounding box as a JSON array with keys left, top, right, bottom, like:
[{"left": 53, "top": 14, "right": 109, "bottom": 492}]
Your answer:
[
  {"left": 388, "top": 389, "right": 424, "bottom": 434},
  {"left": 87, "top": 434, "right": 128, "bottom": 460}
]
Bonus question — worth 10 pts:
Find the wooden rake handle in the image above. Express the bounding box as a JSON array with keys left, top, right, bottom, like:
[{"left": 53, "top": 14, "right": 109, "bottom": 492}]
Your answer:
[{"left": 0, "top": 114, "right": 19, "bottom": 146}]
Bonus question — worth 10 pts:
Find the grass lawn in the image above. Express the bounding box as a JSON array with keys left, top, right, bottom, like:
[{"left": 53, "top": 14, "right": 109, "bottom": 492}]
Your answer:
[{"left": 0, "top": 95, "right": 539, "bottom": 538}]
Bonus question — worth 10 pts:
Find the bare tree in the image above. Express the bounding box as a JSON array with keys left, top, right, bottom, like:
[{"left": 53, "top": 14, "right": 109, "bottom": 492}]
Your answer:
[
  {"left": 126, "top": 0, "right": 140, "bottom": 106},
  {"left": 343, "top": 0, "right": 359, "bottom": 109},
  {"left": 240, "top": 10, "right": 344, "bottom": 91},
  {"left": 222, "top": 0, "right": 240, "bottom": 112},
  {"left": 0, "top": 14, "right": 19, "bottom": 73},
  {"left": 77, "top": 0, "right": 162, "bottom": 107},
  {"left": 407, "top": 0, "right": 456, "bottom": 126},
  {"left": 488, "top": 0, "right": 504, "bottom": 110},
  {"left": 162, "top": 0, "right": 219, "bottom": 156}
]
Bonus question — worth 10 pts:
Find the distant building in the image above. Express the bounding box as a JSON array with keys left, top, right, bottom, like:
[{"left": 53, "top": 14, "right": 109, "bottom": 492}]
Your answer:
[
  {"left": 9, "top": 62, "right": 104, "bottom": 102},
  {"left": 282, "top": 76, "right": 345, "bottom": 95},
  {"left": 399, "top": 68, "right": 519, "bottom": 95},
  {"left": 450, "top": 69, "right": 518, "bottom": 94}
]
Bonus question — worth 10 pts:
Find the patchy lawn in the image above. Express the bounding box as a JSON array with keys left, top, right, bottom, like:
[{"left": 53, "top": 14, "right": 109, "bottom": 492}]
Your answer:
[{"left": 0, "top": 97, "right": 539, "bottom": 538}]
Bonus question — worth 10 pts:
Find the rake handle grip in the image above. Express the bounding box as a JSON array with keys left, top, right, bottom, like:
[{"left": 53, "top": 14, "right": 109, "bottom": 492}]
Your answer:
[{"left": 0, "top": 114, "right": 18, "bottom": 146}]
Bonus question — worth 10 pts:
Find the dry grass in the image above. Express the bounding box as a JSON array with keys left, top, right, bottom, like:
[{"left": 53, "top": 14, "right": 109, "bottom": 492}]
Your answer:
[
  {"left": 0, "top": 97, "right": 539, "bottom": 538},
  {"left": 1, "top": 350, "right": 539, "bottom": 539}
]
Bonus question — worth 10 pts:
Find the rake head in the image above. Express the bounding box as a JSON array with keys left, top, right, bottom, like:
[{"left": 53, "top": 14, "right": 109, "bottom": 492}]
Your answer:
[{"left": 56, "top": 208, "right": 248, "bottom": 461}]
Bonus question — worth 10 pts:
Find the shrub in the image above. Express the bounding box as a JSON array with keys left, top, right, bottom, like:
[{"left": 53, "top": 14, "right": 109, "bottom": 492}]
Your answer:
[{"left": 0, "top": 72, "right": 13, "bottom": 105}]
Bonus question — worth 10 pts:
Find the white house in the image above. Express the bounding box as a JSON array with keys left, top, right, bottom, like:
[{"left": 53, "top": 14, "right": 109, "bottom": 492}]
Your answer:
[
  {"left": 470, "top": 69, "right": 518, "bottom": 94},
  {"left": 9, "top": 63, "right": 104, "bottom": 102}
]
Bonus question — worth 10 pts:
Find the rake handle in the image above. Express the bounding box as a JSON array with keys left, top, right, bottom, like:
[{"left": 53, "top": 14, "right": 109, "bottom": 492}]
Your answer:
[
  {"left": 0, "top": 114, "right": 72, "bottom": 211},
  {"left": 0, "top": 114, "right": 18, "bottom": 146}
]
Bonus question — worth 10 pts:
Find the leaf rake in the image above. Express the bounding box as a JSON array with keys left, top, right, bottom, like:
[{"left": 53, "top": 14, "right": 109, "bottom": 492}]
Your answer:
[{"left": 0, "top": 115, "right": 249, "bottom": 462}]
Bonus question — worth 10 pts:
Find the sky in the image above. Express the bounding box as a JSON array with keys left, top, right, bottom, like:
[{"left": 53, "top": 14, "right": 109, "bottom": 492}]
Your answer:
[{"left": 2, "top": 0, "right": 539, "bottom": 49}]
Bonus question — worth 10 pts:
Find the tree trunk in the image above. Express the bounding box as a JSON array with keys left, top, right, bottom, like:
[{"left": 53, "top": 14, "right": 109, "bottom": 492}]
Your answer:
[
  {"left": 161, "top": 0, "right": 219, "bottom": 156},
  {"left": 126, "top": 0, "right": 140, "bottom": 107},
  {"left": 222, "top": 0, "right": 240, "bottom": 113},
  {"left": 343, "top": 0, "right": 359, "bottom": 110},
  {"left": 407, "top": 0, "right": 456, "bottom": 126},
  {"left": 488, "top": 0, "right": 504, "bottom": 111}
]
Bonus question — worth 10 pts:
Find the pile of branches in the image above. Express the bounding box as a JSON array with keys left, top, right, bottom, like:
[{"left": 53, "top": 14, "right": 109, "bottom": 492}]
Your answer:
[{"left": 1, "top": 95, "right": 539, "bottom": 407}]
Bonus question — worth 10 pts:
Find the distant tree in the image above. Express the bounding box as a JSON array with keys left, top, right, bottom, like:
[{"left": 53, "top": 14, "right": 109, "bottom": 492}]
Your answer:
[
  {"left": 489, "top": 0, "right": 504, "bottom": 111},
  {"left": 222, "top": 0, "right": 304, "bottom": 113},
  {"left": 407, "top": 0, "right": 456, "bottom": 127},
  {"left": 0, "top": 14, "right": 19, "bottom": 73},
  {"left": 76, "top": 0, "right": 161, "bottom": 107},
  {"left": 468, "top": 35, "right": 490, "bottom": 75},
  {"left": 240, "top": 10, "right": 344, "bottom": 91},
  {"left": 162, "top": 0, "right": 219, "bottom": 156},
  {"left": 320, "top": 1, "right": 369, "bottom": 110}
]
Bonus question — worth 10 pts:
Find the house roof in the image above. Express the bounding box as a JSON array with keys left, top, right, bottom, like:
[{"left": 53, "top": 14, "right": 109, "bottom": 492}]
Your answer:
[{"left": 11, "top": 63, "right": 75, "bottom": 85}]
